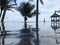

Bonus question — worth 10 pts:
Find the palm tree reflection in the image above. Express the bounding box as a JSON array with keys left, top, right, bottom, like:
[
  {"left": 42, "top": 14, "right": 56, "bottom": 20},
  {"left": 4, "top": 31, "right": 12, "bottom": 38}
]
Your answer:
[
  {"left": 1, "top": 23, "right": 6, "bottom": 35},
  {"left": 16, "top": 25, "right": 39, "bottom": 45},
  {"left": 1, "top": 23, "right": 5, "bottom": 45},
  {"left": 16, "top": 27, "right": 35, "bottom": 45},
  {"left": 33, "top": 31, "right": 39, "bottom": 45},
  {"left": 0, "top": 35, "right": 1, "bottom": 45},
  {"left": 1, "top": 23, "right": 14, "bottom": 45},
  {"left": 0, "top": 23, "right": 1, "bottom": 35},
  {"left": 2, "top": 36, "right": 5, "bottom": 45},
  {"left": 1, "top": 23, "right": 40, "bottom": 45}
]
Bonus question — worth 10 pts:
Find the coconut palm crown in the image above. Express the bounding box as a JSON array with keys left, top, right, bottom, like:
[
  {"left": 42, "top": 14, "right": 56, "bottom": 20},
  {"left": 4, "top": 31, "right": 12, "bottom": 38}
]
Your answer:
[
  {"left": 16, "top": 2, "right": 36, "bottom": 19},
  {"left": 0, "top": 0, "right": 17, "bottom": 22}
]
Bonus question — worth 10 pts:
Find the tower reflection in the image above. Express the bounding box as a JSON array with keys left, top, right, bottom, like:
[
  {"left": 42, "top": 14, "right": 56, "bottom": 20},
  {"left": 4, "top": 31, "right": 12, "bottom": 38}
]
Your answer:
[{"left": 51, "top": 22, "right": 60, "bottom": 45}]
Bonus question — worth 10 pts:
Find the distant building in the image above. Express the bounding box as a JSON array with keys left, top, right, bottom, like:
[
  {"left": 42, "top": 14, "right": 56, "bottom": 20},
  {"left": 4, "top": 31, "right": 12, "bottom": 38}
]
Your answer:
[{"left": 51, "top": 11, "right": 60, "bottom": 22}]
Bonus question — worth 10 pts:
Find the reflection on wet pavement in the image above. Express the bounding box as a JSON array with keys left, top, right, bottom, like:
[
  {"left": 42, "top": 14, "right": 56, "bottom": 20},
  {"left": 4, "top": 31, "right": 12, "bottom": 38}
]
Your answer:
[{"left": 0, "top": 22, "right": 60, "bottom": 45}]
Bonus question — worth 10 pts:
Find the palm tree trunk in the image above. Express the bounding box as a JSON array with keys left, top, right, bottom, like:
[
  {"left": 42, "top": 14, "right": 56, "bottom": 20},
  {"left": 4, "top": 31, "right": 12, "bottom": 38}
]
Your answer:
[
  {"left": 1, "top": 8, "right": 6, "bottom": 22},
  {"left": 36, "top": 0, "right": 39, "bottom": 32},
  {"left": 24, "top": 16, "right": 27, "bottom": 30}
]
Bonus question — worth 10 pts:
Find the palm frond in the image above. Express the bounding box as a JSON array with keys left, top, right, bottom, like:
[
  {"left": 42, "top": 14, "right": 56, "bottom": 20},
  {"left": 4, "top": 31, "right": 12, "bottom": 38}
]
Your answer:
[
  {"left": 9, "top": 4, "right": 17, "bottom": 6},
  {"left": 16, "top": 2, "right": 35, "bottom": 18},
  {"left": 9, "top": 0, "right": 16, "bottom": 3},
  {"left": 28, "top": 10, "right": 40, "bottom": 18},
  {"left": 40, "top": 0, "right": 44, "bottom": 4},
  {"left": 1, "top": 0, "right": 17, "bottom": 13},
  {"left": 7, "top": 6, "right": 16, "bottom": 8},
  {"left": 7, "top": 9, "right": 14, "bottom": 12},
  {"left": 29, "top": 0, "right": 34, "bottom": 2}
]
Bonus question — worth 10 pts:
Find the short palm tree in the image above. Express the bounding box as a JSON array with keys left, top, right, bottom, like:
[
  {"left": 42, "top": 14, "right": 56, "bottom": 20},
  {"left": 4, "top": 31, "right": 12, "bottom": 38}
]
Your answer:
[
  {"left": 16, "top": 2, "right": 36, "bottom": 30},
  {"left": 0, "top": 0, "right": 17, "bottom": 22}
]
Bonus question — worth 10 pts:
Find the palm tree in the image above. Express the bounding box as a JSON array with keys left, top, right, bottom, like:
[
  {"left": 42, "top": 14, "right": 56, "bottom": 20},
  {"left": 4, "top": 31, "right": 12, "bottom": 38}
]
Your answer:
[
  {"left": 29, "top": 0, "right": 43, "bottom": 31},
  {"left": 0, "top": 0, "right": 17, "bottom": 22},
  {"left": 16, "top": 2, "right": 36, "bottom": 30},
  {"left": 36, "top": 0, "right": 43, "bottom": 31}
]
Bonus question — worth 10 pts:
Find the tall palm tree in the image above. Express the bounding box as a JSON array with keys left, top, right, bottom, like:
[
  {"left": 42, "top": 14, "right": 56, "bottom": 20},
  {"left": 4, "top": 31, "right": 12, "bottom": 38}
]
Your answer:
[
  {"left": 0, "top": 0, "right": 17, "bottom": 22},
  {"left": 36, "top": 0, "right": 43, "bottom": 31},
  {"left": 16, "top": 2, "right": 36, "bottom": 30},
  {"left": 29, "top": 0, "right": 43, "bottom": 31}
]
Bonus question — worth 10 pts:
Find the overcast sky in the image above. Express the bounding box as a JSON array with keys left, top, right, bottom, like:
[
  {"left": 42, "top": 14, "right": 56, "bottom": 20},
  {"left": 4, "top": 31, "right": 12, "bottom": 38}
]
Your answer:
[{"left": 4, "top": 0, "right": 60, "bottom": 22}]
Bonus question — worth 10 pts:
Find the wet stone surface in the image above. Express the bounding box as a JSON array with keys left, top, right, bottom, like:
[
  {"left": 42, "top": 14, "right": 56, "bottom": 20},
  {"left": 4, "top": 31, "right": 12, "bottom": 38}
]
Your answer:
[{"left": 0, "top": 22, "right": 60, "bottom": 45}]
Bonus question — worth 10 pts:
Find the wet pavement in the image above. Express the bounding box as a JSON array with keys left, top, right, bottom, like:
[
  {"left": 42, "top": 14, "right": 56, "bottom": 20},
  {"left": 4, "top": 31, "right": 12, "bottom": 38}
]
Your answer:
[{"left": 0, "top": 22, "right": 60, "bottom": 45}]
